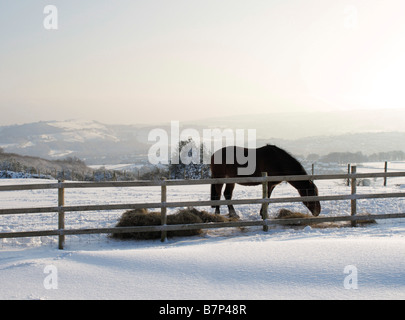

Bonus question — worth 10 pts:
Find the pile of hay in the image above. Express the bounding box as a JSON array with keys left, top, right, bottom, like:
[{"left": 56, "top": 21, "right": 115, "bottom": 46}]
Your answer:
[
  {"left": 111, "top": 207, "right": 234, "bottom": 240},
  {"left": 275, "top": 209, "right": 313, "bottom": 226},
  {"left": 350, "top": 213, "right": 377, "bottom": 226},
  {"left": 275, "top": 209, "right": 377, "bottom": 228},
  {"left": 276, "top": 209, "right": 312, "bottom": 220}
]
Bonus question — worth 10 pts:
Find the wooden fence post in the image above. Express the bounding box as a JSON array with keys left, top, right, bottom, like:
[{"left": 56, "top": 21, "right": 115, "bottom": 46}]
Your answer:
[
  {"left": 161, "top": 179, "right": 167, "bottom": 242},
  {"left": 58, "top": 180, "right": 65, "bottom": 249},
  {"left": 261, "top": 172, "right": 269, "bottom": 231},
  {"left": 384, "top": 161, "right": 388, "bottom": 186},
  {"left": 347, "top": 164, "right": 351, "bottom": 186},
  {"left": 351, "top": 166, "right": 357, "bottom": 227}
]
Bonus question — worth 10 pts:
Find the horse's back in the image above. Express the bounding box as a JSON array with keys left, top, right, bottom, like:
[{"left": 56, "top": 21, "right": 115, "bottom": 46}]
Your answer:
[
  {"left": 210, "top": 145, "right": 306, "bottom": 178},
  {"left": 210, "top": 146, "right": 237, "bottom": 178},
  {"left": 210, "top": 146, "right": 257, "bottom": 178}
]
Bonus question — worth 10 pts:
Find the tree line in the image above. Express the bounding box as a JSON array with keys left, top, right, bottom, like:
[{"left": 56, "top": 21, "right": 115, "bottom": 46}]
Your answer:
[
  {"left": 305, "top": 150, "right": 405, "bottom": 164},
  {"left": 0, "top": 151, "right": 140, "bottom": 181},
  {"left": 1, "top": 144, "right": 404, "bottom": 181}
]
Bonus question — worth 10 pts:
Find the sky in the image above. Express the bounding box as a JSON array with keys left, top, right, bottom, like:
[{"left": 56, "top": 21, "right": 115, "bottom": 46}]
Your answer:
[{"left": 1, "top": 0, "right": 405, "bottom": 126}]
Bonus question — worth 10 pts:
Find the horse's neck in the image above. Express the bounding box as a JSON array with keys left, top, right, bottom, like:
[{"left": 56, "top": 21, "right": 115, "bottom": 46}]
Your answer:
[{"left": 289, "top": 180, "right": 311, "bottom": 196}]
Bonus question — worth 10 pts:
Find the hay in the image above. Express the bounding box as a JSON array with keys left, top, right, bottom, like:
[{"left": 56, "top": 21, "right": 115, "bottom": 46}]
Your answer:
[
  {"left": 275, "top": 209, "right": 313, "bottom": 226},
  {"left": 354, "top": 213, "right": 377, "bottom": 225},
  {"left": 112, "top": 208, "right": 161, "bottom": 240},
  {"left": 276, "top": 209, "right": 312, "bottom": 220},
  {"left": 112, "top": 207, "right": 378, "bottom": 240},
  {"left": 275, "top": 209, "right": 377, "bottom": 228},
  {"left": 181, "top": 207, "right": 234, "bottom": 223},
  {"left": 111, "top": 207, "right": 234, "bottom": 240}
]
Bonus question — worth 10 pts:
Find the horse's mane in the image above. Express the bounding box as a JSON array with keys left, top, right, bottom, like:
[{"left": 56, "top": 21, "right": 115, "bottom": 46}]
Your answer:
[{"left": 264, "top": 144, "right": 307, "bottom": 175}]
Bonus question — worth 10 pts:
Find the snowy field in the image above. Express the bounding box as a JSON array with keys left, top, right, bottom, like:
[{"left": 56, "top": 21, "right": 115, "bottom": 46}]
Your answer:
[{"left": 0, "top": 162, "right": 405, "bottom": 300}]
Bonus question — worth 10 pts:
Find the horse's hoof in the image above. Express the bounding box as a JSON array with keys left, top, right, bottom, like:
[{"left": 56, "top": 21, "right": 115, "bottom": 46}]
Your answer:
[{"left": 228, "top": 212, "right": 240, "bottom": 219}]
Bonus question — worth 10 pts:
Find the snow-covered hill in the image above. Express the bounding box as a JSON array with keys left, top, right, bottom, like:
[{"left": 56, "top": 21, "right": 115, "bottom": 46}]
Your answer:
[
  {"left": 0, "top": 120, "right": 151, "bottom": 164},
  {"left": 1, "top": 116, "right": 405, "bottom": 165}
]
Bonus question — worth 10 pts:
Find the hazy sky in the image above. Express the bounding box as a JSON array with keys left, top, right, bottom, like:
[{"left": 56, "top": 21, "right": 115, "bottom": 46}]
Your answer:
[{"left": 1, "top": 0, "right": 405, "bottom": 125}]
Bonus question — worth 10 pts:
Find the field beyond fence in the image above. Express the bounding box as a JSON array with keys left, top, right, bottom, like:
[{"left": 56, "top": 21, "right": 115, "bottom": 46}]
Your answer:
[{"left": 1, "top": 166, "right": 405, "bottom": 249}]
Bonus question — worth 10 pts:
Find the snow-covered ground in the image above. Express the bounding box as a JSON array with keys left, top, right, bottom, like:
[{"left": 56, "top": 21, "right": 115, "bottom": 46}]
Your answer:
[{"left": 1, "top": 163, "right": 405, "bottom": 300}]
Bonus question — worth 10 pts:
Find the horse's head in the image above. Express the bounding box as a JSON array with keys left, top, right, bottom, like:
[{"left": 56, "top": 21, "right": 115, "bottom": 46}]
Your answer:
[{"left": 302, "top": 181, "right": 321, "bottom": 216}]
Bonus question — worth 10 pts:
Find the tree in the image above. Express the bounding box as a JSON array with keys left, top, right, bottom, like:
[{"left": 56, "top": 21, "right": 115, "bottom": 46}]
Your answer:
[{"left": 169, "top": 138, "right": 211, "bottom": 179}]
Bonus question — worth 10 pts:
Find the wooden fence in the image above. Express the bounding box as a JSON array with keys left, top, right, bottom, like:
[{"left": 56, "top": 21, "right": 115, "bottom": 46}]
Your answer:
[{"left": 1, "top": 166, "right": 405, "bottom": 249}]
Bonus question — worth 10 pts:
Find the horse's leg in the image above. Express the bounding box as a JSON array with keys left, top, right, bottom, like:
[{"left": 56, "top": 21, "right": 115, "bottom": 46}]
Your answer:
[
  {"left": 224, "top": 183, "right": 238, "bottom": 218},
  {"left": 212, "top": 183, "right": 223, "bottom": 214}
]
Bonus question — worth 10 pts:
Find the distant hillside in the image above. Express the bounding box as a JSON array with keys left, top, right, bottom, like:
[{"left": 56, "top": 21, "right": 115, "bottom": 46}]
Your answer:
[
  {"left": 0, "top": 151, "right": 140, "bottom": 181},
  {"left": 0, "top": 120, "right": 152, "bottom": 165},
  {"left": 1, "top": 113, "right": 405, "bottom": 165},
  {"left": 0, "top": 151, "right": 91, "bottom": 179},
  {"left": 190, "top": 108, "right": 405, "bottom": 140},
  {"left": 260, "top": 132, "right": 405, "bottom": 157}
]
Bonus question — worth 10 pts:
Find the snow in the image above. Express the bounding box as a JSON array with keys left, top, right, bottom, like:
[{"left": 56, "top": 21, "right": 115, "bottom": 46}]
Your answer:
[
  {"left": 48, "top": 149, "right": 74, "bottom": 158},
  {"left": 88, "top": 163, "right": 143, "bottom": 171},
  {"left": 20, "top": 141, "right": 35, "bottom": 148},
  {"left": 1, "top": 167, "right": 405, "bottom": 300},
  {"left": 47, "top": 120, "right": 120, "bottom": 143},
  {"left": 48, "top": 119, "right": 106, "bottom": 131},
  {"left": 1, "top": 231, "right": 405, "bottom": 300}
]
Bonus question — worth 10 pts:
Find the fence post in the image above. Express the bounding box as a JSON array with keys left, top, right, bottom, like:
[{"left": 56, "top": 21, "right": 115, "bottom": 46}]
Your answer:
[
  {"left": 347, "top": 164, "right": 351, "bottom": 186},
  {"left": 351, "top": 166, "right": 357, "bottom": 227},
  {"left": 58, "top": 180, "right": 65, "bottom": 249},
  {"left": 384, "top": 161, "right": 388, "bottom": 186},
  {"left": 261, "top": 172, "right": 269, "bottom": 232},
  {"left": 161, "top": 179, "right": 167, "bottom": 242}
]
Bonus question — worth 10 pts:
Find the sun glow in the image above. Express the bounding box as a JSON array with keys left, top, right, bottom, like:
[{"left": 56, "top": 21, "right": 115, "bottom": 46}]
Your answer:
[{"left": 300, "top": 4, "right": 405, "bottom": 111}]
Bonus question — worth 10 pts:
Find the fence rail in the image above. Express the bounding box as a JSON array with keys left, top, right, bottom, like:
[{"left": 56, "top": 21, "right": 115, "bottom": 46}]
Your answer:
[
  {"left": 1, "top": 170, "right": 405, "bottom": 192},
  {"left": 1, "top": 167, "right": 405, "bottom": 249}
]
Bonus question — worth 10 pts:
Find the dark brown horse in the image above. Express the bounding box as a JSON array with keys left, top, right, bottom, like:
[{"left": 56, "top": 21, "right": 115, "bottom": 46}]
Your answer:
[{"left": 210, "top": 145, "right": 321, "bottom": 218}]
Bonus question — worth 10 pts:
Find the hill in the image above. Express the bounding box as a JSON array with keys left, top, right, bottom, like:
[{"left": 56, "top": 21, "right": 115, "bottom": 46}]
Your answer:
[
  {"left": 262, "top": 132, "right": 405, "bottom": 158},
  {"left": 0, "top": 151, "right": 142, "bottom": 181},
  {"left": 1, "top": 112, "right": 405, "bottom": 165},
  {"left": 0, "top": 120, "right": 152, "bottom": 165},
  {"left": 0, "top": 151, "right": 92, "bottom": 180}
]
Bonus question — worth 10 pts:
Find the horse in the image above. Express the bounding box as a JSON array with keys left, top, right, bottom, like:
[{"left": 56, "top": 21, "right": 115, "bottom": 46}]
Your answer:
[{"left": 210, "top": 145, "right": 321, "bottom": 218}]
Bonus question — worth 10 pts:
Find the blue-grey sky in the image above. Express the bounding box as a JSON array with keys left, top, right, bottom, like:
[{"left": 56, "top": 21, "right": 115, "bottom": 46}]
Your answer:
[{"left": 1, "top": 0, "right": 405, "bottom": 125}]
